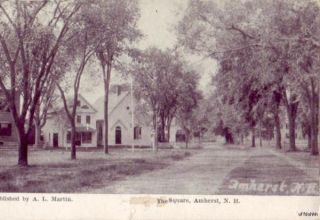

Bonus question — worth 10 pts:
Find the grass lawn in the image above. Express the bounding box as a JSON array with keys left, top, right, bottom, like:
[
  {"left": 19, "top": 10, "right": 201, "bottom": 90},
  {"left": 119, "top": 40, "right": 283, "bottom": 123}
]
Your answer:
[{"left": 0, "top": 148, "right": 192, "bottom": 193}]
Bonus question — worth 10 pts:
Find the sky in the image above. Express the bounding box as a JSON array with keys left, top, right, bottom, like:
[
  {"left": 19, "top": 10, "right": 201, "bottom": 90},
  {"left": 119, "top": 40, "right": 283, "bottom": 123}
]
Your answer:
[{"left": 81, "top": 0, "right": 217, "bottom": 102}]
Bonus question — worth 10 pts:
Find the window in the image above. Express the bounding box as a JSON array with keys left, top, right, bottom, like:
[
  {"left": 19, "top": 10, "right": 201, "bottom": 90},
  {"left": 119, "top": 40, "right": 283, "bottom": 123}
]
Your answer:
[
  {"left": 76, "top": 100, "right": 81, "bottom": 106},
  {"left": 67, "top": 132, "right": 82, "bottom": 144},
  {"left": 77, "top": 115, "right": 81, "bottom": 123},
  {"left": 67, "top": 132, "right": 71, "bottom": 143},
  {"left": 134, "top": 126, "right": 142, "bottom": 139},
  {"left": 0, "top": 123, "right": 12, "bottom": 136},
  {"left": 126, "top": 106, "right": 130, "bottom": 110},
  {"left": 86, "top": 115, "right": 91, "bottom": 124},
  {"left": 81, "top": 105, "right": 89, "bottom": 109},
  {"left": 82, "top": 132, "right": 92, "bottom": 143}
]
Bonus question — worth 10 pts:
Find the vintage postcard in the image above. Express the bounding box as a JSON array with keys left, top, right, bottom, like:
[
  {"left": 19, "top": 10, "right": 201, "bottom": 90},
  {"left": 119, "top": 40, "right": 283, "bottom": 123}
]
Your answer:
[{"left": 0, "top": 0, "right": 319, "bottom": 219}]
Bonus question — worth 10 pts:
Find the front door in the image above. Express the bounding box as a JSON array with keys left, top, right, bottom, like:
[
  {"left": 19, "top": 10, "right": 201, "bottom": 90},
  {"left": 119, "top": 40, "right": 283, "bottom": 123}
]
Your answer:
[
  {"left": 97, "top": 121, "right": 103, "bottom": 147},
  {"left": 115, "top": 126, "right": 121, "bottom": 144},
  {"left": 53, "top": 133, "right": 59, "bottom": 148}
]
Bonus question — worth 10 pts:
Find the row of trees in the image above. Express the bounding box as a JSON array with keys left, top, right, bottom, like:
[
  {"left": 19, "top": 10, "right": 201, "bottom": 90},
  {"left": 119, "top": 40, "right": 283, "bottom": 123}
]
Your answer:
[
  {"left": 0, "top": 0, "right": 202, "bottom": 166},
  {"left": 177, "top": 0, "right": 319, "bottom": 155},
  {"left": 129, "top": 48, "right": 202, "bottom": 150},
  {"left": 0, "top": 0, "right": 141, "bottom": 166}
]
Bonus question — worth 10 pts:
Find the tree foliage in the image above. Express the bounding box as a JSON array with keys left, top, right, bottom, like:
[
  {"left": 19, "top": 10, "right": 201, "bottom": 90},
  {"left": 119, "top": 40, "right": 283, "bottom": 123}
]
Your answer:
[
  {"left": 81, "top": 0, "right": 141, "bottom": 154},
  {"left": 130, "top": 47, "right": 202, "bottom": 148},
  {"left": 0, "top": 0, "right": 81, "bottom": 166},
  {"left": 178, "top": 0, "right": 320, "bottom": 154}
]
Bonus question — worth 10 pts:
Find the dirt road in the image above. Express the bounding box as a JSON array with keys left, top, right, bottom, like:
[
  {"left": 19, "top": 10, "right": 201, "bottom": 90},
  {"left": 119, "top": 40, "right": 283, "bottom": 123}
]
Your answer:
[{"left": 92, "top": 143, "right": 319, "bottom": 195}]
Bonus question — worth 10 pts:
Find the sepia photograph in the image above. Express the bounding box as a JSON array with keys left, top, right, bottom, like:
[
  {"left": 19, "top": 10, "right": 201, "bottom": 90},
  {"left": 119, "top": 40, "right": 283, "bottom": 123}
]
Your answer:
[{"left": 0, "top": 0, "right": 319, "bottom": 219}]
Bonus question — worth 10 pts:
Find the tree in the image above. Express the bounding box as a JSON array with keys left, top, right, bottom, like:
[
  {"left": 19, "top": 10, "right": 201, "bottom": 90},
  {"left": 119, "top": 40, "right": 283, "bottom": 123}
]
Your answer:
[
  {"left": 56, "top": 7, "right": 98, "bottom": 159},
  {"left": 178, "top": 0, "right": 320, "bottom": 154},
  {"left": 33, "top": 76, "right": 58, "bottom": 148},
  {"left": 209, "top": 93, "right": 248, "bottom": 145},
  {"left": 130, "top": 48, "right": 171, "bottom": 151},
  {"left": 0, "top": 0, "right": 80, "bottom": 166},
  {"left": 176, "top": 87, "right": 202, "bottom": 148},
  {"left": 157, "top": 52, "right": 200, "bottom": 143},
  {"left": 268, "top": 0, "right": 320, "bottom": 153},
  {"left": 130, "top": 47, "right": 202, "bottom": 149},
  {"left": 177, "top": 0, "right": 268, "bottom": 147},
  {"left": 84, "top": 0, "right": 141, "bottom": 154}
]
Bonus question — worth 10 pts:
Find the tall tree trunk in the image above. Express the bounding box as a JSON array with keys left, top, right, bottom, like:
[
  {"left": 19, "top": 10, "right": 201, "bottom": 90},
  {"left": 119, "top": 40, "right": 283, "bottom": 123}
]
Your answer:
[
  {"left": 17, "top": 127, "right": 28, "bottom": 166},
  {"left": 103, "top": 64, "right": 111, "bottom": 154},
  {"left": 224, "top": 128, "right": 228, "bottom": 144},
  {"left": 307, "top": 127, "right": 312, "bottom": 149},
  {"left": 166, "top": 123, "right": 171, "bottom": 143},
  {"left": 166, "top": 117, "right": 172, "bottom": 143},
  {"left": 273, "top": 112, "right": 282, "bottom": 149},
  {"left": 160, "top": 120, "right": 166, "bottom": 142},
  {"left": 312, "top": 93, "right": 320, "bottom": 155},
  {"left": 185, "top": 132, "right": 189, "bottom": 149},
  {"left": 286, "top": 102, "right": 298, "bottom": 151},
  {"left": 34, "top": 121, "right": 41, "bottom": 148},
  {"left": 104, "top": 86, "right": 109, "bottom": 154},
  {"left": 229, "top": 133, "right": 234, "bottom": 144},
  {"left": 152, "top": 112, "right": 158, "bottom": 152},
  {"left": 70, "top": 124, "right": 76, "bottom": 160},
  {"left": 224, "top": 127, "right": 234, "bottom": 144},
  {"left": 310, "top": 83, "right": 319, "bottom": 155},
  {"left": 251, "top": 127, "right": 256, "bottom": 147},
  {"left": 34, "top": 105, "right": 41, "bottom": 148},
  {"left": 259, "top": 121, "right": 262, "bottom": 147},
  {"left": 287, "top": 112, "right": 297, "bottom": 151},
  {"left": 282, "top": 90, "right": 298, "bottom": 151}
]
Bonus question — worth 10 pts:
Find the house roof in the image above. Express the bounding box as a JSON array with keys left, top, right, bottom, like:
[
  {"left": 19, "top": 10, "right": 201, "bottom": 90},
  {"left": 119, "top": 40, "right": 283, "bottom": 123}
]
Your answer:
[
  {"left": 48, "top": 94, "right": 96, "bottom": 115},
  {"left": 94, "top": 91, "right": 130, "bottom": 120},
  {"left": 78, "top": 94, "right": 97, "bottom": 113}
]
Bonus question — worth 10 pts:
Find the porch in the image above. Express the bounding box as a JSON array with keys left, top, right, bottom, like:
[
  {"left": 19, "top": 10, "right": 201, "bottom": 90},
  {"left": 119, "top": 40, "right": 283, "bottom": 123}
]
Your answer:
[{"left": 66, "top": 126, "right": 96, "bottom": 148}]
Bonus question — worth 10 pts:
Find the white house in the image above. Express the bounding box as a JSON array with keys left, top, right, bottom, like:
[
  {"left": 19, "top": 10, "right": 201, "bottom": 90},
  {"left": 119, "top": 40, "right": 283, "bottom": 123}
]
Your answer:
[
  {"left": 43, "top": 83, "right": 185, "bottom": 148},
  {"left": 0, "top": 89, "right": 19, "bottom": 147},
  {"left": 94, "top": 84, "right": 186, "bottom": 147},
  {"left": 43, "top": 94, "right": 98, "bottom": 148},
  {"left": 94, "top": 84, "right": 153, "bottom": 147}
]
